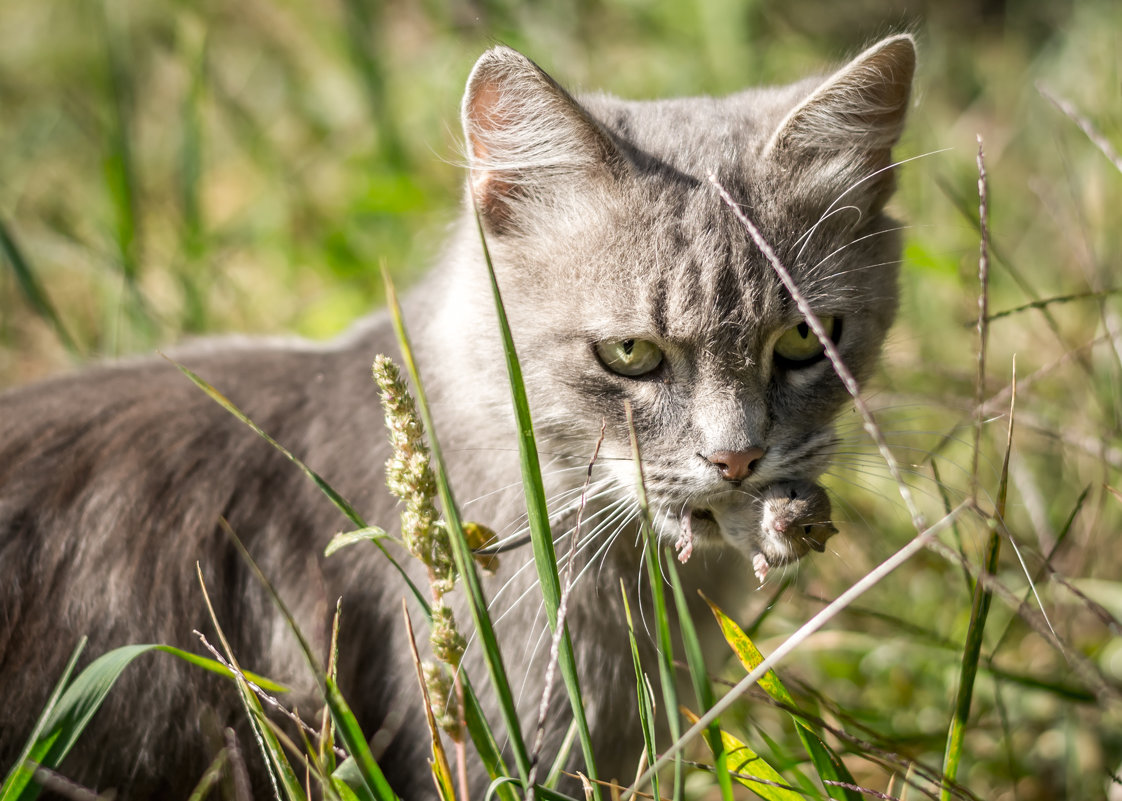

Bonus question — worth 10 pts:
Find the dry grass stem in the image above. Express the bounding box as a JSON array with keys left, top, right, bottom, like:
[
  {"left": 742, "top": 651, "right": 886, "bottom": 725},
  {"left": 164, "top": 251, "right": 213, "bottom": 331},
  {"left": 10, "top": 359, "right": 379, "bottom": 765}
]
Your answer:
[
  {"left": 708, "top": 172, "right": 926, "bottom": 532},
  {"left": 401, "top": 601, "right": 458, "bottom": 801},
  {"left": 193, "top": 631, "right": 347, "bottom": 761},
  {"left": 1038, "top": 83, "right": 1122, "bottom": 174},
  {"left": 970, "top": 136, "right": 990, "bottom": 504}
]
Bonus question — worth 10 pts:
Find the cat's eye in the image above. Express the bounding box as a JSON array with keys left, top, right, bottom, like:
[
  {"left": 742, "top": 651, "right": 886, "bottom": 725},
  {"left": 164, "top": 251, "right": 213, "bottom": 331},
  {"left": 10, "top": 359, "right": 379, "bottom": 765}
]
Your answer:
[
  {"left": 773, "top": 316, "right": 840, "bottom": 367},
  {"left": 594, "top": 339, "right": 663, "bottom": 377}
]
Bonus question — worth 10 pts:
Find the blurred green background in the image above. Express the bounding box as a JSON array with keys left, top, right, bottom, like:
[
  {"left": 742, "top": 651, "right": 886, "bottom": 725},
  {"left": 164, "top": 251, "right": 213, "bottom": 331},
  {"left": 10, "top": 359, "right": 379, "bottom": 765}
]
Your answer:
[{"left": 2, "top": 1, "right": 1121, "bottom": 799}]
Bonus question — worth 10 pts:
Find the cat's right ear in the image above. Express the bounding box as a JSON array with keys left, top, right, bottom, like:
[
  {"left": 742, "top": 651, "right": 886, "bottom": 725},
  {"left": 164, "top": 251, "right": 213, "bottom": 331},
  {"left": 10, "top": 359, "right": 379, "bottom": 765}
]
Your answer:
[
  {"left": 462, "top": 47, "right": 620, "bottom": 233},
  {"left": 763, "top": 34, "right": 916, "bottom": 217}
]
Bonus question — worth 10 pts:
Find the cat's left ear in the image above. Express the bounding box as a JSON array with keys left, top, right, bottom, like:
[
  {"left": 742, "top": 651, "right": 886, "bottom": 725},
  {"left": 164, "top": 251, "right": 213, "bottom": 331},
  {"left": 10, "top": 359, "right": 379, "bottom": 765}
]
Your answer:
[
  {"left": 462, "top": 46, "right": 621, "bottom": 233},
  {"left": 764, "top": 34, "right": 916, "bottom": 215}
]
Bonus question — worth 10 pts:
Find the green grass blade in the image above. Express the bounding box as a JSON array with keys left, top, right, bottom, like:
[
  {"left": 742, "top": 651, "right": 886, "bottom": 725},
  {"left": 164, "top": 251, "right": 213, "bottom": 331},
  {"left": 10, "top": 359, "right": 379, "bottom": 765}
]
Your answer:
[
  {"left": 219, "top": 519, "right": 326, "bottom": 688},
  {"left": 0, "top": 639, "right": 292, "bottom": 801},
  {"left": 621, "top": 584, "right": 659, "bottom": 801},
  {"left": 543, "top": 719, "right": 579, "bottom": 789},
  {"left": 665, "top": 557, "right": 734, "bottom": 801},
  {"left": 197, "top": 564, "right": 306, "bottom": 801},
  {"left": 325, "top": 679, "right": 400, "bottom": 801},
  {"left": 177, "top": 357, "right": 516, "bottom": 800},
  {"left": 0, "top": 218, "right": 80, "bottom": 356},
  {"left": 704, "top": 595, "right": 860, "bottom": 801},
  {"left": 99, "top": 0, "right": 139, "bottom": 287},
  {"left": 680, "top": 708, "right": 803, "bottom": 801},
  {"left": 624, "top": 403, "right": 683, "bottom": 800},
  {"left": 473, "top": 210, "right": 600, "bottom": 794},
  {"left": 325, "top": 526, "right": 393, "bottom": 557},
  {"left": 246, "top": 699, "right": 308, "bottom": 801},
  {"left": 383, "top": 270, "right": 531, "bottom": 787},
  {"left": 941, "top": 377, "right": 1016, "bottom": 799},
  {"left": 157, "top": 644, "right": 289, "bottom": 693},
  {"left": 333, "top": 759, "right": 378, "bottom": 801},
  {"left": 461, "top": 686, "right": 518, "bottom": 801},
  {"left": 173, "top": 359, "right": 362, "bottom": 523},
  {"left": 170, "top": 357, "right": 430, "bottom": 613},
  {"left": 175, "top": 356, "right": 516, "bottom": 795},
  {"left": 0, "top": 638, "right": 86, "bottom": 801}
]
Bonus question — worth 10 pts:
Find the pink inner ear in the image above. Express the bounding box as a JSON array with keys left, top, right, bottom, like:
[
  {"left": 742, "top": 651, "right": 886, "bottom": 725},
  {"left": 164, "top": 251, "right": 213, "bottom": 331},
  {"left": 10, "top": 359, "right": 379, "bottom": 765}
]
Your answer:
[
  {"left": 467, "top": 81, "right": 503, "bottom": 161},
  {"left": 466, "top": 80, "right": 516, "bottom": 219}
]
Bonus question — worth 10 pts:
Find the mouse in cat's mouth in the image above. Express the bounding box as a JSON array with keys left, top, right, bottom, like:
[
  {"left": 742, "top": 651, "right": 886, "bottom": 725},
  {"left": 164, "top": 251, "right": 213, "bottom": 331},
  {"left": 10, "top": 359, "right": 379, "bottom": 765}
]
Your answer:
[
  {"left": 674, "top": 481, "right": 837, "bottom": 584},
  {"left": 753, "top": 479, "right": 838, "bottom": 582}
]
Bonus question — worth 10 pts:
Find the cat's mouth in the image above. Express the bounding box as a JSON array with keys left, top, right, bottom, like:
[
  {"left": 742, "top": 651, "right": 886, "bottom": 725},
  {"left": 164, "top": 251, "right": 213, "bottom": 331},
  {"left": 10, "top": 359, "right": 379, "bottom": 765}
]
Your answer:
[{"left": 668, "top": 497, "right": 814, "bottom": 582}]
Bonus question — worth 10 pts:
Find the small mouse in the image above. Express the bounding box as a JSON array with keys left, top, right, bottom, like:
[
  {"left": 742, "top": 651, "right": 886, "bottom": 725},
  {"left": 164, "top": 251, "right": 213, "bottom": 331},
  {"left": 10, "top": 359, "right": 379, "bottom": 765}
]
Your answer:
[{"left": 753, "top": 480, "right": 838, "bottom": 583}]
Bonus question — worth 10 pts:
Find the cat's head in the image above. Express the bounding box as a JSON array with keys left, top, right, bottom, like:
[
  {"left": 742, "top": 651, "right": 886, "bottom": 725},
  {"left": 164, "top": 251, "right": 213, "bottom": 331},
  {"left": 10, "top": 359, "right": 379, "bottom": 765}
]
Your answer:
[{"left": 454, "top": 36, "right": 915, "bottom": 569}]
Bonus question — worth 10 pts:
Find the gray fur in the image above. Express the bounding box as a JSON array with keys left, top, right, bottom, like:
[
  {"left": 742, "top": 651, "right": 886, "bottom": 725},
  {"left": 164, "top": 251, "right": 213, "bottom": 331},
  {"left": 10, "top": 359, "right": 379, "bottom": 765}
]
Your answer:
[{"left": 0, "top": 36, "right": 914, "bottom": 798}]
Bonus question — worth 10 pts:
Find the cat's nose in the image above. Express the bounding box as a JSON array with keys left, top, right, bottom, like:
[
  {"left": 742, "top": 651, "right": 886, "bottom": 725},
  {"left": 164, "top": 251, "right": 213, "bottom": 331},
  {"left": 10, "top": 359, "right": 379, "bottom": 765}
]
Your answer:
[{"left": 705, "top": 447, "right": 765, "bottom": 482}]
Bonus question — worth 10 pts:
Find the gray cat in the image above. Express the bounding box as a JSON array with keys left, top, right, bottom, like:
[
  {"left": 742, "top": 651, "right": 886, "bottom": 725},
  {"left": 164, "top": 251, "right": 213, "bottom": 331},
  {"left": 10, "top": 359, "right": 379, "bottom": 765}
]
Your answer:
[{"left": 0, "top": 35, "right": 915, "bottom": 798}]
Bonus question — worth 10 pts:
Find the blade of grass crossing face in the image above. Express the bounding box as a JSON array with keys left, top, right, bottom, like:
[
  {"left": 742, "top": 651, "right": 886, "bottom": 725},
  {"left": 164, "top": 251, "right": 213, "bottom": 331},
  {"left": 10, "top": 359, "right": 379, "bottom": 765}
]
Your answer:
[
  {"left": 625, "top": 403, "right": 683, "bottom": 801},
  {"left": 472, "top": 211, "right": 600, "bottom": 795},
  {"left": 383, "top": 270, "right": 531, "bottom": 788},
  {"left": 703, "top": 596, "right": 861, "bottom": 801},
  {"left": 665, "top": 558, "right": 734, "bottom": 801},
  {"left": 941, "top": 372, "right": 1016, "bottom": 799}
]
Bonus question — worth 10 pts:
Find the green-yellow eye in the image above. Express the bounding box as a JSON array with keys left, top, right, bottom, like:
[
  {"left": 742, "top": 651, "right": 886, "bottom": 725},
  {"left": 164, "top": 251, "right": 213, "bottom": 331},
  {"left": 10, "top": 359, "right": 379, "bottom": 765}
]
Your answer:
[
  {"left": 773, "top": 316, "right": 839, "bottom": 367},
  {"left": 595, "top": 339, "right": 663, "bottom": 377}
]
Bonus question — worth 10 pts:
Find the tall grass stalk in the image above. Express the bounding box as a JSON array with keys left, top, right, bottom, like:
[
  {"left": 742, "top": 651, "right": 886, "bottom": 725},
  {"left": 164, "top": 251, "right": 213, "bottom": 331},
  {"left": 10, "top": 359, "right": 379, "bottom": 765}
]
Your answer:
[
  {"left": 941, "top": 370, "right": 1014, "bottom": 799},
  {"left": 625, "top": 402, "right": 683, "bottom": 800},
  {"left": 471, "top": 210, "right": 602, "bottom": 798},
  {"left": 383, "top": 271, "right": 533, "bottom": 788}
]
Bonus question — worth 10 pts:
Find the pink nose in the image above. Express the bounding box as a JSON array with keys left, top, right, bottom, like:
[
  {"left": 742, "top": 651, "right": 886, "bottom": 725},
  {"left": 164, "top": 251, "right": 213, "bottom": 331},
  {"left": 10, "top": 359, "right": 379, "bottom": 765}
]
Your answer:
[{"left": 705, "top": 447, "right": 765, "bottom": 482}]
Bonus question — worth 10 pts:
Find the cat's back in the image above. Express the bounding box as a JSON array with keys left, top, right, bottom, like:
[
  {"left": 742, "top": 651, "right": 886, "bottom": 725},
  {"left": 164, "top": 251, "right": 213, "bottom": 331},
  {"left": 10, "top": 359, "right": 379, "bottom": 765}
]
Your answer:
[
  {"left": 0, "top": 328, "right": 387, "bottom": 533},
  {"left": 0, "top": 316, "right": 407, "bottom": 794}
]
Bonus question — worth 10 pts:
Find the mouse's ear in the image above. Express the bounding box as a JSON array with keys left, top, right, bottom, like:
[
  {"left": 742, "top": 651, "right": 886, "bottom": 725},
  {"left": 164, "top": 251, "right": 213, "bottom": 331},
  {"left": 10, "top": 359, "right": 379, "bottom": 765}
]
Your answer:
[{"left": 462, "top": 47, "right": 621, "bottom": 233}]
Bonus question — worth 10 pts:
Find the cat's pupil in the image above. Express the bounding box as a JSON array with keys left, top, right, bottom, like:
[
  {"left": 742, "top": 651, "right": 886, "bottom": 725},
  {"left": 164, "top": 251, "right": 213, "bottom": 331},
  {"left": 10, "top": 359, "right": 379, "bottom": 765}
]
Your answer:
[
  {"left": 796, "top": 322, "right": 810, "bottom": 339},
  {"left": 622, "top": 339, "right": 635, "bottom": 356}
]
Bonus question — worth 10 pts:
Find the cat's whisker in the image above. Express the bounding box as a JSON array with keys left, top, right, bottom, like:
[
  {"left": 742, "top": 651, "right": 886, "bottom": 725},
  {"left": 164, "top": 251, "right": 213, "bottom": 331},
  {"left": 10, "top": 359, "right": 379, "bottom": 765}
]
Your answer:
[
  {"left": 486, "top": 493, "right": 637, "bottom": 628},
  {"left": 792, "top": 204, "right": 864, "bottom": 265},
  {"left": 815, "top": 147, "right": 953, "bottom": 229},
  {"left": 483, "top": 480, "right": 623, "bottom": 552},
  {"left": 484, "top": 495, "right": 631, "bottom": 617},
  {"left": 818, "top": 257, "right": 907, "bottom": 283},
  {"left": 510, "top": 519, "right": 632, "bottom": 705}
]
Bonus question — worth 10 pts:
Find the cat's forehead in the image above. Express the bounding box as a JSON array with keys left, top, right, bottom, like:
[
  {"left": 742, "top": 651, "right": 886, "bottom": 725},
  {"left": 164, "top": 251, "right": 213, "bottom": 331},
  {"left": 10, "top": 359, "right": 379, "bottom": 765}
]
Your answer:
[
  {"left": 581, "top": 179, "right": 841, "bottom": 345},
  {"left": 581, "top": 81, "right": 816, "bottom": 179}
]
